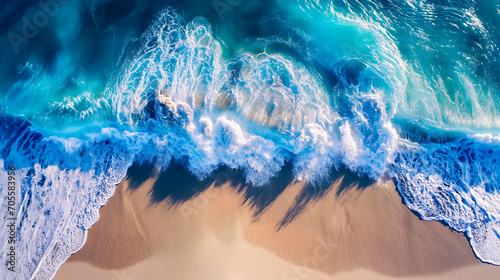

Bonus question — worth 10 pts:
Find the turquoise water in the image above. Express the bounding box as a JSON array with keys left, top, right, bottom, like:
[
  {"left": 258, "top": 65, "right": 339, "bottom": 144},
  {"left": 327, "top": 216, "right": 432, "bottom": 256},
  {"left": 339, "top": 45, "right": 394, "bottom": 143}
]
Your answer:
[{"left": 1, "top": 0, "right": 500, "bottom": 278}]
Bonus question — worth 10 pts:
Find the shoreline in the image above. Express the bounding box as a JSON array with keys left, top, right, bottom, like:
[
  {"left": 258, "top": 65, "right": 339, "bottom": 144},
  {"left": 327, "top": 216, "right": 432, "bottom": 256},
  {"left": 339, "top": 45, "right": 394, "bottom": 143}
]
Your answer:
[{"left": 54, "top": 165, "right": 500, "bottom": 279}]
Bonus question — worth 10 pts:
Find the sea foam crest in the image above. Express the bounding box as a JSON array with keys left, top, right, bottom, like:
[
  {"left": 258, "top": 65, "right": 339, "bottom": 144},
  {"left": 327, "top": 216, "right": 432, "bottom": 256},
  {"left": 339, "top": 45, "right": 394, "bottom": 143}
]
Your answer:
[
  {"left": 0, "top": 116, "right": 147, "bottom": 279},
  {"left": 109, "top": 9, "right": 400, "bottom": 184}
]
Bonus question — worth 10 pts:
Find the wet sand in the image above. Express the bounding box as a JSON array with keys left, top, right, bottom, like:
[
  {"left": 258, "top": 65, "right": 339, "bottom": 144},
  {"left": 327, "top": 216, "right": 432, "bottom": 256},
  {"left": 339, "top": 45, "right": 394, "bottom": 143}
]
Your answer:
[{"left": 54, "top": 167, "right": 500, "bottom": 279}]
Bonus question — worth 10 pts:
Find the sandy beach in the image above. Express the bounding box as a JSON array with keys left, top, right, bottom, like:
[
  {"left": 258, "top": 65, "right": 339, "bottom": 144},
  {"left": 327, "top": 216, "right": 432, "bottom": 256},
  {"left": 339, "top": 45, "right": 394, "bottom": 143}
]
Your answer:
[{"left": 54, "top": 166, "right": 500, "bottom": 280}]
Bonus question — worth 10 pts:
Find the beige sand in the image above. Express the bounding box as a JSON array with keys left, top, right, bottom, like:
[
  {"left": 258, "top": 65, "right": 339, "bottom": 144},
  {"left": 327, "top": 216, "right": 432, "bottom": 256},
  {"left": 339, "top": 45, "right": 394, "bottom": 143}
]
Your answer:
[{"left": 54, "top": 172, "right": 500, "bottom": 279}]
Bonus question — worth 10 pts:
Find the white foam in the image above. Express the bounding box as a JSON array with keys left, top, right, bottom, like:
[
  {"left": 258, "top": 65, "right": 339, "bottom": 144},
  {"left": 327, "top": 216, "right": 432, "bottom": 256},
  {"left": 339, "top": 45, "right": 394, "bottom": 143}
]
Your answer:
[
  {"left": 392, "top": 135, "right": 500, "bottom": 265},
  {"left": 109, "top": 9, "right": 400, "bottom": 183},
  {"left": 0, "top": 123, "right": 141, "bottom": 279}
]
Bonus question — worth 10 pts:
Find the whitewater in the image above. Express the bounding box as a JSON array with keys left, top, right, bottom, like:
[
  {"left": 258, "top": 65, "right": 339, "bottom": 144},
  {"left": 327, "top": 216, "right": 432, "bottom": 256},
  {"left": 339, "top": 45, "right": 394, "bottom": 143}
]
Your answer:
[{"left": 1, "top": 0, "right": 500, "bottom": 278}]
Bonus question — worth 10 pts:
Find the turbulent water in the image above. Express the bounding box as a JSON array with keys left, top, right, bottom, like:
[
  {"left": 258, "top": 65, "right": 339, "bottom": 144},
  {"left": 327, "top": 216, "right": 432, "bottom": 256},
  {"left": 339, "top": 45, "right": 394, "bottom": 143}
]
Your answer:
[{"left": 1, "top": 0, "right": 500, "bottom": 278}]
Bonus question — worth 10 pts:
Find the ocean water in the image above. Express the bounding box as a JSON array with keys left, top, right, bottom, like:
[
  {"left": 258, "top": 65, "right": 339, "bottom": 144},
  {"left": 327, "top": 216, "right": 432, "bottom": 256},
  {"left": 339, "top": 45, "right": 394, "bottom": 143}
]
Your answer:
[{"left": 1, "top": 0, "right": 500, "bottom": 278}]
